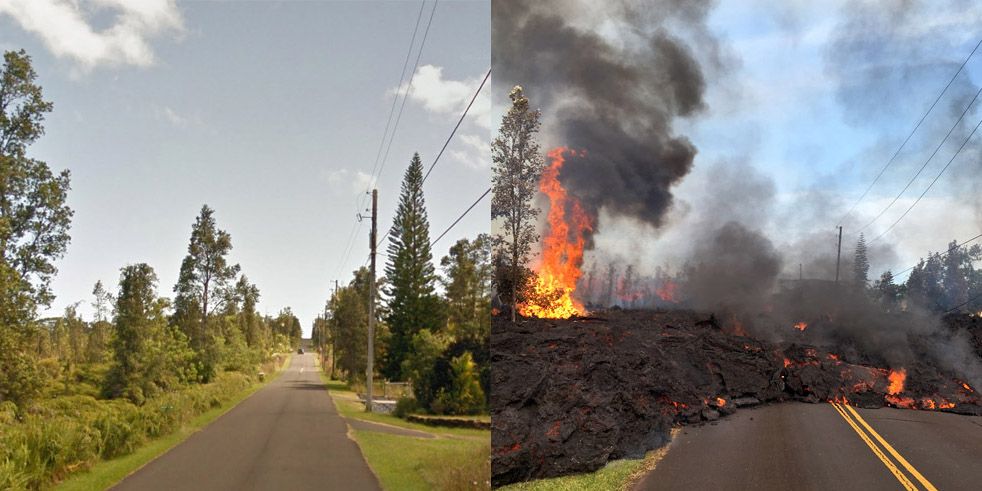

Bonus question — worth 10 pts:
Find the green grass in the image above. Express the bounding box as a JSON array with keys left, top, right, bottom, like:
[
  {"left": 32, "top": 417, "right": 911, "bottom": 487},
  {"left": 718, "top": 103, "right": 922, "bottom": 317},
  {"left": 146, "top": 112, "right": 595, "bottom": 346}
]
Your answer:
[
  {"left": 322, "top": 376, "right": 490, "bottom": 490},
  {"left": 354, "top": 430, "right": 489, "bottom": 491},
  {"left": 54, "top": 355, "right": 291, "bottom": 491},
  {"left": 498, "top": 460, "right": 644, "bottom": 491},
  {"left": 497, "top": 430, "right": 677, "bottom": 491}
]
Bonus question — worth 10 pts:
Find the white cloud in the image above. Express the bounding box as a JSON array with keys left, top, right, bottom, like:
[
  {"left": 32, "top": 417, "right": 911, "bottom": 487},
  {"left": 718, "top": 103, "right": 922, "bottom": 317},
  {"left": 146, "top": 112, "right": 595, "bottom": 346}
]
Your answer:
[
  {"left": 394, "top": 64, "right": 492, "bottom": 130},
  {"left": 151, "top": 104, "right": 201, "bottom": 128},
  {"left": 324, "top": 168, "right": 376, "bottom": 196},
  {"left": 0, "top": 0, "right": 183, "bottom": 70},
  {"left": 450, "top": 133, "right": 491, "bottom": 170}
]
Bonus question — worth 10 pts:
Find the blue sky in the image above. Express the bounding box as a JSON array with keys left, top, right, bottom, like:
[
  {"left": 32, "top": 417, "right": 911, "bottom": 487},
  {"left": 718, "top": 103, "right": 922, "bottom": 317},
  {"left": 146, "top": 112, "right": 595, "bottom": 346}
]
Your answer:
[{"left": 0, "top": 0, "right": 490, "bottom": 334}]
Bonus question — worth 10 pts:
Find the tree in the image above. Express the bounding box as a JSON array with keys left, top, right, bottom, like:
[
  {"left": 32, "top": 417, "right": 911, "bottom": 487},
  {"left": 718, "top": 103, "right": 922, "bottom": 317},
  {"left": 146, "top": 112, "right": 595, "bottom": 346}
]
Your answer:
[
  {"left": 874, "top": 270, "right": 901, "bottom": 311},
  {"left": 173, "top": 205, "right": 240, "bottom": 381},
  {"left": 104, "top": 264, "right": 195, "bottom": 404},
  {"left": 91, "top": 280, "right": 112, "bottom": 322},
  {"left": 491, "top": 86, "right": 544, "bottom": 321},
  {"left": 440, "top": 234, "right": 492, "bottom": 341},
  {"left": 854, "top": 233, "right": 869, "bottom": 288},
  {"left": 382, "top": 153, "right": 444, "bottom": 380},
  {"left": 0, "top": 50, "right": 73, "bottom": 406}
]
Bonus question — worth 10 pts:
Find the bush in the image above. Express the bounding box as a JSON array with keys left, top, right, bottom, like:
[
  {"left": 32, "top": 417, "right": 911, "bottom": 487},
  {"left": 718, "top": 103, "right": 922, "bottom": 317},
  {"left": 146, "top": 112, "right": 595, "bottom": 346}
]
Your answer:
[
  {"left": 392, "top": 396, "right": 419, "bottom": 418},
  {"left": 0, "top": 372, "right": 255, "bottom": 489}
]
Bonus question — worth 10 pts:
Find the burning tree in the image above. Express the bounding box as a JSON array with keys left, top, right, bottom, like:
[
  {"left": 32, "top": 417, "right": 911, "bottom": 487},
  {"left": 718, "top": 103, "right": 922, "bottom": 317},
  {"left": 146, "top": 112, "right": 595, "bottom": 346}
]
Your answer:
[
  {"left": 517, "top": 147, "right": 592, "bottom": 319},
  {"left": 492, "top": 86, "right": 545, "bottom": 321}
]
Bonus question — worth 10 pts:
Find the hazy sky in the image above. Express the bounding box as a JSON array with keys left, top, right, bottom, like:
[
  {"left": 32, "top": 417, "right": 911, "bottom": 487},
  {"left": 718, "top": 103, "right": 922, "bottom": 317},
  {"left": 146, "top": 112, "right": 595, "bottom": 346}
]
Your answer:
[
  {"left": 0, "top": 0, "right": 490, "bottom": 334},
  {"left": 578, "top": 0, "right": 982, "bottom": 282}
]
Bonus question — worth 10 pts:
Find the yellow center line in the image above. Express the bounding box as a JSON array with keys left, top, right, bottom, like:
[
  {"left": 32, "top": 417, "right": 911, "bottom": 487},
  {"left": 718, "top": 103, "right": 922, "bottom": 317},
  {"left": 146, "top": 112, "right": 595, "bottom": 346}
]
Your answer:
[
  {"left": 829, "top": 402, "right": 918, "bottom": 491},
  {"left": 842, "top": 404, "right": 939, "bottom": 491}
]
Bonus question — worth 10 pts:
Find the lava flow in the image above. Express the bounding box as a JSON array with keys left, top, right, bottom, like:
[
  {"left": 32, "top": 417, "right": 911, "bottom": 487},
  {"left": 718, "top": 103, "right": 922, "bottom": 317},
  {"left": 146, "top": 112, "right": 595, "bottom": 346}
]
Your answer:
[{"left": 518, "top": 147, "right": 592, "bottom": 319}]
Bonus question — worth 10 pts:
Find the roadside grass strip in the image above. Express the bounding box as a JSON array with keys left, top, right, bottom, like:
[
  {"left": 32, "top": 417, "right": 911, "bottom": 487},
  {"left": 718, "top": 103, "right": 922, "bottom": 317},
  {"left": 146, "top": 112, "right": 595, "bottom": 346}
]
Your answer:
[{"left": 829, "top": 402, "right": 937, "bottom": 491}]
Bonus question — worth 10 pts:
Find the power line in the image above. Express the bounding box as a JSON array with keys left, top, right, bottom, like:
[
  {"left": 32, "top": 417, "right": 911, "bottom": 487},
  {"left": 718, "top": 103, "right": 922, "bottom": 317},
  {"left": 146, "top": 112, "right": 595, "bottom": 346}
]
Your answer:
[
  {"left": 377, "top": 64, "right": 490, "bottom": 247},
  {"left": 860, "top": 83, "right": 982, "bottom": 234},
  {"left": 431, "top": 187, "right": 491, "bottom": 247},
  {"left": 839, "top": 38, "right": 982, "bottom": 226},
  {"left": 871, "top": 115, "right": 982, "bottom": 242},
  {"left": 422, "top": 67, "right": 491, "bottom": 183},
  {"left": 945, "top": 291, "right": 982, "bottom": 313},
  {"left": 892, "top": 232, "right": 982, "bottom": 278},
  {"left": 375, "top": 0, "right": 439, "bottom": 186},
  {"left": 364, "top": 0, "right": 427, "bottom": 199},
  {"left": 332, "top": 1, "right": 427, "bottom": 282}
]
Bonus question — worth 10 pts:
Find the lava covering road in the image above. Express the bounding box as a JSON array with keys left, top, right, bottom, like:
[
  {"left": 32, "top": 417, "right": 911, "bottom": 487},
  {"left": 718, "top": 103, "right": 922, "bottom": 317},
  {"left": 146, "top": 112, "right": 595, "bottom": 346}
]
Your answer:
[{"left": 490, "top": 310, "right": 982, "bottom": 486}]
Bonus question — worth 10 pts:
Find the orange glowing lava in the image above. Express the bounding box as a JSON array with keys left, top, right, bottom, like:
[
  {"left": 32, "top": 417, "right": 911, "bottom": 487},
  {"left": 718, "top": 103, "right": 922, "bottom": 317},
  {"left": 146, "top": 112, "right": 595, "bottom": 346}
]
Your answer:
[
  {"left": 518, "top": 147, "right": 593, "bottom": 319},
  {"left": 793, "top": 321, "right": 808, "bottom": 331},
  {"left": 887, "top": 369, "right": 906, "bottom": 395},
  {"left": 716, "top": 397, "right": 726, "bottom": 407}
]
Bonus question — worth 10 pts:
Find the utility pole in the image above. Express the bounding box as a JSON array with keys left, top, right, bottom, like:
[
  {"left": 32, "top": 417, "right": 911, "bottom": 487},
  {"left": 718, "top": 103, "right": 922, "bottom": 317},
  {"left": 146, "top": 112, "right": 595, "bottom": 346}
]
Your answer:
[
  {"left": 834, "top": 226, "right": 843, "bottom": 286},
  {"left": 366, "top": 189, "right": 378, "bottom": 412}
]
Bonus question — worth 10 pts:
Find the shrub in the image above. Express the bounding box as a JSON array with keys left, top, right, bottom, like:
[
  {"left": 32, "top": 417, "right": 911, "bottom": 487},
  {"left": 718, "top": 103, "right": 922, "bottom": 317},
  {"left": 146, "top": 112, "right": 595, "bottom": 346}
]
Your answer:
[
  {"left": 392, "top": 396, "right": 419, "bottom": 418},
  {"left": 0, "top": 371, "right": 255, "bottom": 489}
]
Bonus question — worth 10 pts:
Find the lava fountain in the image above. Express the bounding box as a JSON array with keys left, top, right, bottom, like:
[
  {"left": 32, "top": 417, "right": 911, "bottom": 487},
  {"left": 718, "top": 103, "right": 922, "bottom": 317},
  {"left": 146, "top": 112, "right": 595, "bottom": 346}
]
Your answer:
[{"left": 519, "top": 147, "right": 593, "bottom": 319}]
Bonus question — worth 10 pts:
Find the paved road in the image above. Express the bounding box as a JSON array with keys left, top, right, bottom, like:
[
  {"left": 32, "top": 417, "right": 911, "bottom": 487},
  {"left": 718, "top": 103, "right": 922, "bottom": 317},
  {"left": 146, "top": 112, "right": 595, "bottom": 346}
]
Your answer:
[
  {"left": 636, "top": 402, "right": 982, "bottom": 491},
  {"left": 114, "top": 353, "right": 380, "bottom": 491}
]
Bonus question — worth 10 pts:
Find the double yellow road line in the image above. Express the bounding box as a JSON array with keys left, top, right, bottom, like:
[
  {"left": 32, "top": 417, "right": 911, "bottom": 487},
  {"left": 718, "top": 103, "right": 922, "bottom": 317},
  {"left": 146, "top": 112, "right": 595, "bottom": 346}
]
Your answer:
[{"left": 829, "top": 402, "right": 938, "bottom": 491}]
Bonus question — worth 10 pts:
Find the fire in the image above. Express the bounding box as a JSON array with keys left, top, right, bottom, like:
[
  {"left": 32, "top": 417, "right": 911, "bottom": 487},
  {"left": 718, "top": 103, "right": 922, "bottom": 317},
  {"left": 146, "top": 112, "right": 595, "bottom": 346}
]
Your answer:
[
  {"left": 887, "top": 369, "right": 906, "bottom": 395},
  {"left": 716, "top": 397, "right": 726, "bottom": 407},
  {"left": 793, "top": 321, "right": 808, "bottom": 331},
  {"left": 827, "top": 353, "right": 840, "bottom": 361},
  {"left": 519, "top": 147, "right": 593, "bottom": 319},
  {"left": 655, "top": 281, "right": 677, "bottom": 303},
  {"left": 783, "top": 358, "right": 792, "bottom": 368}
]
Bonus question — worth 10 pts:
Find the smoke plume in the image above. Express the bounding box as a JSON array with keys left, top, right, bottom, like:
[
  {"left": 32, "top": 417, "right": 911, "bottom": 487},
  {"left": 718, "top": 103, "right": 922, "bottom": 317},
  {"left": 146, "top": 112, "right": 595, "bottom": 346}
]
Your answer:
[{"left": 492, "top": 0, "right": 719, "bottom": 229}]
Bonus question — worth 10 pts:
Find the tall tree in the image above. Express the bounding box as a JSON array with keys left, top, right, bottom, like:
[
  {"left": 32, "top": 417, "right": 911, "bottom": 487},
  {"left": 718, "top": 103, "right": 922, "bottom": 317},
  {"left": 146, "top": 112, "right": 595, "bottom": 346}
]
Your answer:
[
  {"left": 104, "top": 264, "right": 195, "bottom": 403},
  {"left": 0, "top": 50, "right": 73, "bottom": 406},
  {"left": 382, "top": 153, "right": 444, "bottom": 380},
  {"left": 173, "top": 205, "right": 240, "bottom": 380},
  {"left": 854, "top": 233, "right": 870, "bottom": 287},
  {"left": 491, "top": 86, "right": 544, "bottom": 321},
  {"left": 440, "top": 234, "right": 492, "bottom": 341}
]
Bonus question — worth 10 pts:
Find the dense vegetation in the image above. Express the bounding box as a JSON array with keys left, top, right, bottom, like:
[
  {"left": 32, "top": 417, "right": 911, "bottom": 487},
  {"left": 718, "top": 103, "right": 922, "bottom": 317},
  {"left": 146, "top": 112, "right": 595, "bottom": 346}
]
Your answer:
[
  {"left": 0, "top": 50, "right": 301, "bottom": 489},
  {"left": 312, "top": 155, "right": 491, "bottom": 416}
]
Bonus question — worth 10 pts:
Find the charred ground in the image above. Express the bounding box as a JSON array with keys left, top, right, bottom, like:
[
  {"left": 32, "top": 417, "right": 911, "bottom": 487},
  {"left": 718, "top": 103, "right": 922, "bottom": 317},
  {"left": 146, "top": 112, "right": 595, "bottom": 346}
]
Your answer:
[{"left": 490, "top": 309, "right": 982, "bottom": 486}]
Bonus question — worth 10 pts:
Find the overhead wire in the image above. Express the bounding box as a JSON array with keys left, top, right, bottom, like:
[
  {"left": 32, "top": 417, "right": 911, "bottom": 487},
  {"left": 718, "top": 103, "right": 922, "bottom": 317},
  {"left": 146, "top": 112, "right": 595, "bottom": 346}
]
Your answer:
[{"left": 839, "top": 38, "right": 982, "bottom": 226}]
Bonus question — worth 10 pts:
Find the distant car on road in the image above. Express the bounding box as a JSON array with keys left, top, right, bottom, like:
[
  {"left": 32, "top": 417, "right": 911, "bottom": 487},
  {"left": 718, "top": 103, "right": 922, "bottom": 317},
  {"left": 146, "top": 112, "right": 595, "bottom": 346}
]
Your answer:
[{"left": 297, "top": 347, "right": 304, "bottom": 354}]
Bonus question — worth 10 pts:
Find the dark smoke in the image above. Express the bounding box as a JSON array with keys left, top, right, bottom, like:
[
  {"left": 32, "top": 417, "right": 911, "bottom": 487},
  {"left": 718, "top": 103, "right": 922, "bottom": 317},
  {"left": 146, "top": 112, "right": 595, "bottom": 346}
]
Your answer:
[{"left": 492, "top": 0, "right": 718, "bottom": 229}]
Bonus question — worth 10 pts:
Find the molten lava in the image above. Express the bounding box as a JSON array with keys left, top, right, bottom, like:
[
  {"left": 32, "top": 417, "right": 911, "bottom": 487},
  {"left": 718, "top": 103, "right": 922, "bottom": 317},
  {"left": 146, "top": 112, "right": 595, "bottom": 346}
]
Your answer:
[
  {"left": 519, "top": 147, "right": 593, "bottom": 319},
  {"left": 793, "top": 321, "right": 808, "bottom": 331},
  {"left": 887, "top": 369, "right": 906, "bottom": 395}
]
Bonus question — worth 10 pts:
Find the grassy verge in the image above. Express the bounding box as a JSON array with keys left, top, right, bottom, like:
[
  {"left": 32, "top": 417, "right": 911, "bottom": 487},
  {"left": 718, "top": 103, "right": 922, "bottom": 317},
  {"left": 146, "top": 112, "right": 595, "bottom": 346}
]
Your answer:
[
  {"left": 321, "top": 375, "right": 490, "bottom": 490},
  {"left": 498, "top": 430, "right": 677, "bottom": 491},
  {"left": 54, "top": 355, "right": 291, "bottom": 491}
]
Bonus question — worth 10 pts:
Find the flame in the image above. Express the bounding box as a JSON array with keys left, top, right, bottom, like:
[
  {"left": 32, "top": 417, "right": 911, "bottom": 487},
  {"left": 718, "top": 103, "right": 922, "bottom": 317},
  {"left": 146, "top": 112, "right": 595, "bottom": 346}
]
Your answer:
[
  {"left": 793, "top": 321, "right": 808, "bottom": 331},
  {"left": 962, "top": 382, "right": 974, "bottom": 393},
  {"left": 827, "top": 353, "right": 840, "bottom": 361},
  {"left": 716, "top": 397, "right": 726, "bottom": 407},
  {"left": 655, "top": 281, "right": 677, "bottom": 302},
  {"left": 783, "top": 358, "right": 792, "bottom": 368},
  {"left": 887, "top": 369, "right": 906, "bottom": 395},
  {"left": 519, "top": 147, "right": 593, "bottom": 319}
]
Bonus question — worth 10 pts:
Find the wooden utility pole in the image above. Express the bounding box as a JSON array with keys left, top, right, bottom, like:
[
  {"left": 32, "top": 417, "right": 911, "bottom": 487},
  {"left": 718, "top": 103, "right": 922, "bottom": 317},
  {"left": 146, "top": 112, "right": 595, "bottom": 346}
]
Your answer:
[
  {"left": 366, "top": 189, "right": 377, "bottom": 412},
  {"left": 834, "top": 226, "right": 843, "bottom": 285}
]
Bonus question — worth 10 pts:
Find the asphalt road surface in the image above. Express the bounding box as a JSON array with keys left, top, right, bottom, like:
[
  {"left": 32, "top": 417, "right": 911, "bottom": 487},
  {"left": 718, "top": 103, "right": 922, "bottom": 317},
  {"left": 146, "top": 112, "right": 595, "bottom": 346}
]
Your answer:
[
  {"left": 636, "top": 402, "right": 982, "bottom": 491},
  {"left": 113, "top": 353, "right": 380, "bottom": 491}
]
